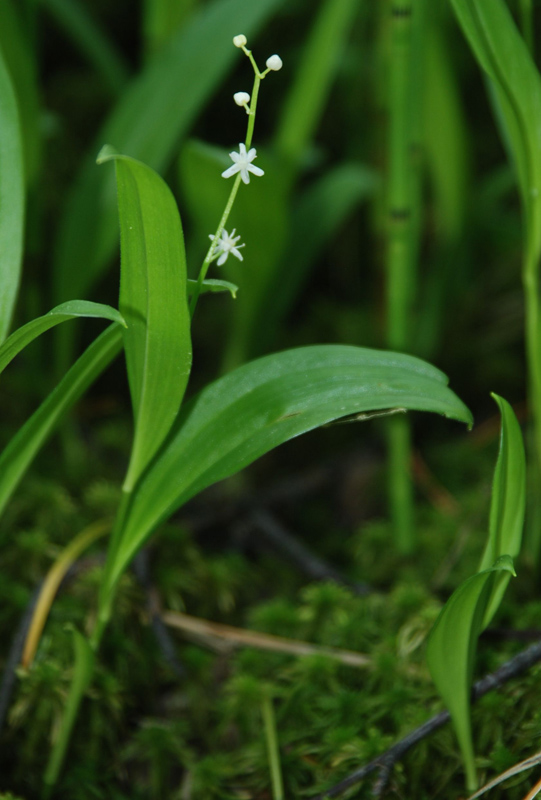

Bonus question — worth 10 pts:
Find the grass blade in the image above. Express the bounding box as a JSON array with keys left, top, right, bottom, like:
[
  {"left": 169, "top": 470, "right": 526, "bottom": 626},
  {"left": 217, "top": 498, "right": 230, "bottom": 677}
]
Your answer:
[
  {"left": 427, "top": 556, "right": 516, "bottom": 792},
  {"left": 98, "top": 150, "right": 192, "bottom": 491},
  {"left": 0, "top": 0, "right": 41, "bottom": 184},
  {"left": 0, "top": 38, "right": 24, "bottom": 343},
  {"left": 0, "top": 300, "right": 125, "bottom": 376},
  {"left": 0, "top": 325, "right": 123, "bottom": 524},
  {"left": 479, "top": 394, "right": 526, "bottom": 625}
]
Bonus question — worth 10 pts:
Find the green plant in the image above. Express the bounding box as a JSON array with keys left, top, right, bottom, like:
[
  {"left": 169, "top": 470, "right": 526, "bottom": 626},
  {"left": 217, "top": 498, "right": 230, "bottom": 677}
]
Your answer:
[{"left": 427, "top": 395, "right": 526, "bottom": 792}]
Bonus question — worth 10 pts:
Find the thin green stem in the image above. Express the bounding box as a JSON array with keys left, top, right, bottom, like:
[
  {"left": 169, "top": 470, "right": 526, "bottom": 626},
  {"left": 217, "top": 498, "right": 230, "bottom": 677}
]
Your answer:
[
  {"left": 385, "top": 0, "right": 420, "bottom": 553},
  {"left": 190, "top": 53, "right": 265, "bottom": 320},
  {"left": 262, "top": 694, "right": 284, "bottom": 800},
  {"left": 189, "top": 174, "right": 242, "bottom": 319}
]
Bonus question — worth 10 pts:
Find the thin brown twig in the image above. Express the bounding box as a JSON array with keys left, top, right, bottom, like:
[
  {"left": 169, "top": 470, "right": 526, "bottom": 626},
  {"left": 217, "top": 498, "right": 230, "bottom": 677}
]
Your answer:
[{"left": 162, "top": 609, "right": 371, "bottom": 668}]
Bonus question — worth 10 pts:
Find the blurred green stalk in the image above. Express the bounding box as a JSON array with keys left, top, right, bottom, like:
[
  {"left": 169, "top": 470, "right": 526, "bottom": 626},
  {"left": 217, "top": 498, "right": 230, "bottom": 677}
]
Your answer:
[
  {"left": 385, "top": 0, "right": 425, "bottom": 554},
  {"left": 519, "top": 0, "right": 534, "bottom": 55},
  {"left": 262, "top": 693, "right": 284, "bottom": 800}
]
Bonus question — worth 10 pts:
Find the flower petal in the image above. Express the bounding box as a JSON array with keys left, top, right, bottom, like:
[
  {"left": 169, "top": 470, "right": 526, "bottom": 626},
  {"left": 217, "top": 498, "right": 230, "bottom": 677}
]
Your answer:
[
  {"left": 248, "top": 164, "right": 264, "bottom": 177},
  {"left": 222, "top": 164, "right": 240, "bottom": 179},
  {"left": 217, "top": 252, "right": 228, "bottom": 266}
]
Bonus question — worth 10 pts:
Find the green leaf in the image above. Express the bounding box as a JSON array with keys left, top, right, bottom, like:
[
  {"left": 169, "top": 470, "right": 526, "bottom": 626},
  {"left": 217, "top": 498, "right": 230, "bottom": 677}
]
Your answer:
[
  {"left": 100, "top": 152, "right": 192, "bottom": 491},
  {"left": 274, "top": 0, "right": 359, "bottom": 166},
  {"left": 0, "top": 300, "right": 125, "bottom": 377},
  {"left": 53, "top": 0, "right": 287, "bottom": 311},
  {"left": 0, "top": 0, "right": 41, "bottom": 184},
  {"left": 142, "top": 0, "right": 198, "bottom": 58},
  {"left": 0, "top": 325, "right": 123, "bottom": 525},
  {"left": 0, "top": 38, "right": 24, "bottom": 343},
  {"left": 449, "top": 0, "right": 541, "bottom": 272},
  {"left": 103, "top": 345, "right": 472, "bottom": 594},
  {"left": 427, "top": 556, "right": 516, "bottom": 793},
  {"left": 478, "top": 394, "right": 526, "bottom": 625},
  {"left": 44, "top": 627, "right": 95, "bottom": 790},
  {"left": 187, "top": 278, "right": 238, "bottom": 298}
]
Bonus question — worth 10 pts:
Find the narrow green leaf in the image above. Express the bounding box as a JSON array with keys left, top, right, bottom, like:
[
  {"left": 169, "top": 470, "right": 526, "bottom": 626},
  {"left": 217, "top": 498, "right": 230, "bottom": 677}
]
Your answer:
[
  {"left": 103, "top": 345, "right": 472, "bottom": 594},
  {"left": 274, "top": 0, "right": 359, "bottom": 166},
  {"left": 448, "top": 0, "right": 541, "bottom": 296},
  {"left": 142, "top": 0, "right": 198, "bottom": 58},
  {"left": 0, "top": 0, "right": 41, "bottom": 184},
  {"left": 0, "top": 300, "right": 125, "bottom": 376},
  {"left": 478, "top": 394, "right": 526, "bottom": 625},
  {"left": 100, "top": 152, "right": 192, "bottom": 491},
  {"left": 53, "top": 0, "right": 287, "bottom": 311},
  {"left": 0, "top": 325, "right": 123, "bottom": 525},
  {"left": 427, "top": 556, "right": 516, "bottom": 792},
  {"left": 187, "top": 278, "right": 238, "bottom": 298},
  {"left": 0, "top": 38, "right": 24, "bottom": 343},
  {"left": 44, "top": 628, "right": 95, "bottom": 790},
  {"left": 40, "top": 0, "right": 130, "bottom": 96}
]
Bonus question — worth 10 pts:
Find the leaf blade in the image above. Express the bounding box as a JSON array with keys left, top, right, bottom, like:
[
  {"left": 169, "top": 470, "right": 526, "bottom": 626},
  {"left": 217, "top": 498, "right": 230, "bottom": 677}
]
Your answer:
[
  {"left": 102, "top": 152, "right": 192, "bottom": 490},
  {"left": 105, "top": 345, "right": 472, "bottom": 592}
]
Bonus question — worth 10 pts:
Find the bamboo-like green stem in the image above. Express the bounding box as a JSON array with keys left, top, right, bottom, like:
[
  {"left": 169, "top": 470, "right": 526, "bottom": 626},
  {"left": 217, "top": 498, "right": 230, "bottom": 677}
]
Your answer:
[
  {"left": 385, "top": 0, "right": 418, "bottom": 553},
  {"left": 523, "top": 247, "right": 541, "bottom": 563},
  {"left": 262, "top": 694, "right": 284, "bottom": 800}
]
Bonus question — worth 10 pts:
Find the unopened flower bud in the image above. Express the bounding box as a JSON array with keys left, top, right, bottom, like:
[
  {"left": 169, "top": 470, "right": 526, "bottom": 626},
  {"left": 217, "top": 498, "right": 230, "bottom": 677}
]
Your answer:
[
  {"left": 266, "top": 54, "right": 283, "bottom": 71},
  {"left": 233, "top": 91, "right": 251, "bottom": 107},
  {"left": 233, "top": 34, "right": 247, "bottom": 48}
]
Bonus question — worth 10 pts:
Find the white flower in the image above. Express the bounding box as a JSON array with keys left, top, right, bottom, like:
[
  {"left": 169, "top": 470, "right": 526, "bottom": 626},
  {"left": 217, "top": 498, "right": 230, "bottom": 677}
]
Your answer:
[
  {"left": 233, "top": 34, "right": 247, "bottom": 48},
  {"left": 221, "top": 143, "right": 264, "bottom": 184},
  {"left": 233, "top": 91, "right": 250, "bottom": 107},
  {"left": 266, "top": 54, "right": 283, "bottom": 71},
  {"left": 209, "top": 228, "right": 245, "bottom": 266}
]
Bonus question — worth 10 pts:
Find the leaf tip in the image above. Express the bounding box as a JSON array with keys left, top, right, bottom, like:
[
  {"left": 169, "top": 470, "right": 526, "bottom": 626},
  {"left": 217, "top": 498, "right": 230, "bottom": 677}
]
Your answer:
[{"left": 96, "top": 144, "right": 118, "bottom": 165}]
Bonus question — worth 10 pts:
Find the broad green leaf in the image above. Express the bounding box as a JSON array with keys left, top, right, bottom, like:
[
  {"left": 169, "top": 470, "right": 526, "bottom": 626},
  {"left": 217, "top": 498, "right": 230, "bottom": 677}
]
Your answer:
[
  {"left": 478, "top": 394, "right": 525, "bottom": 625},
  {"left": 53, "top": 0, "right": 287, "bottom": 312},
  {"left": 0, "top": 325, "right": 123, "bottom": 524},
  {"left": 0, "top": 300, "right": 125, "bottom": 376},
  {"left": 0, "top": 39, "right": 24, "bottom": 343},
  {"left": 187, "top": 278, "right": 238, "bottom": 298},
  {"left": 0, "top": 0, "right": 41, "bottom": 184},
  {"left": 99, "top": 151, "right": 192, "bottom": 491},
  {"left": 427, "top": 556, "right": 516, "bottom": 792},
  {"left": 40, "top": 0, "right": 130, "bottom": 96},
  {"left": 102, "top": 345, "right": 473, "bottom": 595}
]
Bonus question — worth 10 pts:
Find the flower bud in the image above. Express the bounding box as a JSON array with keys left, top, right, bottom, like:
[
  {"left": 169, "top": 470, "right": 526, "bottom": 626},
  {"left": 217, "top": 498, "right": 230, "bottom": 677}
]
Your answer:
[
  {"left": 233, "top": 34, "right": 247, "bottom": 48},
  {"left": 266, "top": 54, "right": 283, "bottom": 71},
  {"left": 233, "top": 91, "right": 251, "bottom": 107}
]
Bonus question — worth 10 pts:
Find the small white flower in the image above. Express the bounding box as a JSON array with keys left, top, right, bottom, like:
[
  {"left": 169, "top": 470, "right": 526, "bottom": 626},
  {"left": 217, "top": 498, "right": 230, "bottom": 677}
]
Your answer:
[
  {"left": 233, "top": 34, "right": 247, "bottom": 48},
  {"left": 266, "top": 54, "right": 283, "bottom": 71},
  {"left": 233, "top": 91, "right": 251, "bottom": 107},
  {"left": 221, "top": 143, "right": 264, "bottom": 184},
  {"left": 209, "top": 228, "right": 245, "bottom": 266}
]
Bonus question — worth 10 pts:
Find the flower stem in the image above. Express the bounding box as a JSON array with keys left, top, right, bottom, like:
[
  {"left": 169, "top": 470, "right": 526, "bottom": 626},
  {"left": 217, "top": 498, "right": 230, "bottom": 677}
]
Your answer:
[{"left": 189, "top": 174, "right": 243, "bottom": 319}]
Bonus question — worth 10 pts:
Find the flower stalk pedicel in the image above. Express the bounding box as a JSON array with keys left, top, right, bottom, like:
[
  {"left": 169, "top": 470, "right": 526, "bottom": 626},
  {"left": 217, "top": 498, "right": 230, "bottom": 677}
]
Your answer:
[{"left": 189, "top": 35, "right": 283, "bottom": 318}]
